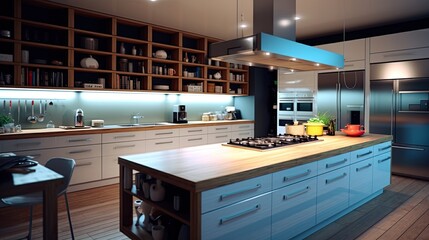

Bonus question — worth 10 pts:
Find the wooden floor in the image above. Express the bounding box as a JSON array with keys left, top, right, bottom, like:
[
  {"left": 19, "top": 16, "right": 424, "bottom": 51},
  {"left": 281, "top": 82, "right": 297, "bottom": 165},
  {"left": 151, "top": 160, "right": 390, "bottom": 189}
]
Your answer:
[{"left": 1, "top": 175, "right": 429, "bottom": 240}]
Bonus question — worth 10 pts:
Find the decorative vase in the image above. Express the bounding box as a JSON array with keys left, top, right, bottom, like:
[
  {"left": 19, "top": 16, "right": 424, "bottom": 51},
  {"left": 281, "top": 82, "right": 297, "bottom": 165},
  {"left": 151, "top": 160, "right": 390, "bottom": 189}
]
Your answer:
[
  {"left": 80, "top": 55, "right": 99, "bottom": 69},
  {"left": 150, "top": 179, "right": 165, "bottom": 202}
]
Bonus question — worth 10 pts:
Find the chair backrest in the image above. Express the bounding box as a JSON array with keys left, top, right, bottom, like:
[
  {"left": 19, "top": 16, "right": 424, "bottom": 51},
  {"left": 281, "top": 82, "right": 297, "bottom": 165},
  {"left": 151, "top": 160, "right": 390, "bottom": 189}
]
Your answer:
[{"left": 45, "top": 157, "right": 76, "bottom": 196}]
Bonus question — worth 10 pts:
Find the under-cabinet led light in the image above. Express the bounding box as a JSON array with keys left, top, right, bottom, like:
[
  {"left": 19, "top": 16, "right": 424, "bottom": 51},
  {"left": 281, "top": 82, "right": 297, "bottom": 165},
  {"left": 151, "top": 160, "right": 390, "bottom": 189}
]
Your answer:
[
  {"left": 0, "top": 89, "right": 76, "bottom": 100},
  {"left": 264, "top": 52, "right": 271, "bottom": 56}
]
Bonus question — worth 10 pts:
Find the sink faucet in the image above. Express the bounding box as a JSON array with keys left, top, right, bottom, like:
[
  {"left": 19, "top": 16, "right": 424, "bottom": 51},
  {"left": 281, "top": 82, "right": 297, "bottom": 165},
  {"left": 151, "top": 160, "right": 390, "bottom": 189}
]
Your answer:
[{"left": 132, "top": 113, "right": 144, "bottom": 124}]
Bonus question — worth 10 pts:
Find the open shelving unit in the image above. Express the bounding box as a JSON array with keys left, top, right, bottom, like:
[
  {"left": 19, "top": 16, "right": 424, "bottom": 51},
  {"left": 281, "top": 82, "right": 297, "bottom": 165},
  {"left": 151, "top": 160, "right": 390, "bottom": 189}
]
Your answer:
[{"left": 0, "top": 0, "right": 249, "bottom": 95}]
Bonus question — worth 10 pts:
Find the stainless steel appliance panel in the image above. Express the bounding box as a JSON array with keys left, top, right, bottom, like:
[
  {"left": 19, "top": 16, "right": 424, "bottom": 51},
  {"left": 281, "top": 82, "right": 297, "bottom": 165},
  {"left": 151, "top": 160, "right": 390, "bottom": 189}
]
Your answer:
[
  {"left": 318, "top": 71, "right": 365, "bottom": 129},
  {"left": 392, "top": 145, "right": 429, "bottom": 180},
  {"left": 369, "top": 80, "right": 395, "bottom": 137}
]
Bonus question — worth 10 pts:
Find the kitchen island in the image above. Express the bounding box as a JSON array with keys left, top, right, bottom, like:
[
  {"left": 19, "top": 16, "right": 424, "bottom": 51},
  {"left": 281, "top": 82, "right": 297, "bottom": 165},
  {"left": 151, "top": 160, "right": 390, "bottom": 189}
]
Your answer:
[{"left": 119, "top": 133, "right": 392, "bottom": 239}]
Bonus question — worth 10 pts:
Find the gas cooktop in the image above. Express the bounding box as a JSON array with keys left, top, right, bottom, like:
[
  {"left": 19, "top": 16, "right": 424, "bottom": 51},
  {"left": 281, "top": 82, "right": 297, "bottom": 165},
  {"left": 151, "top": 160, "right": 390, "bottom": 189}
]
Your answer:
[{"left": 224, "top": 134, "right": 322, "bottom": 151}]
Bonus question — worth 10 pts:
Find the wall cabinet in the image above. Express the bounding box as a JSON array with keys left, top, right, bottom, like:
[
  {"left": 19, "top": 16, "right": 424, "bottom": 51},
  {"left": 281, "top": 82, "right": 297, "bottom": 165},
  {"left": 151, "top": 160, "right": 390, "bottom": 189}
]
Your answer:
[{"left": 0, "top": 0, "right": 249, "bottom": 95}]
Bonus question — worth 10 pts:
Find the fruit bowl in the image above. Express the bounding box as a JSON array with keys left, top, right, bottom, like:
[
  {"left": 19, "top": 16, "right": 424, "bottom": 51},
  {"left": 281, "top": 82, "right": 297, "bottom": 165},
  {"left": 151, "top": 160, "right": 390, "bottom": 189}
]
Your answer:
[{"left": 341, "top": 128, "right": 365, "bottom": 137}]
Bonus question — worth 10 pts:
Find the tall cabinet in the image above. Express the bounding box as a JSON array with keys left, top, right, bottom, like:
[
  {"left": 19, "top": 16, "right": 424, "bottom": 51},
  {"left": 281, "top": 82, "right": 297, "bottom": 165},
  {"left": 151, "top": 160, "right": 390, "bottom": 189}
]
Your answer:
[{"left": 0, "top": 0, "right": 249, "bottom": 95}]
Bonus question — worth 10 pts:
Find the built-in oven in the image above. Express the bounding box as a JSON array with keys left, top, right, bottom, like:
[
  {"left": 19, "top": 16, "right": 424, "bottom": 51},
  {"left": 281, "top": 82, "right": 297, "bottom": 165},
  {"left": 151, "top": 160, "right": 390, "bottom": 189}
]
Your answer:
[{"left": 277, "top": 91, "right": 315, "bottom": 134}]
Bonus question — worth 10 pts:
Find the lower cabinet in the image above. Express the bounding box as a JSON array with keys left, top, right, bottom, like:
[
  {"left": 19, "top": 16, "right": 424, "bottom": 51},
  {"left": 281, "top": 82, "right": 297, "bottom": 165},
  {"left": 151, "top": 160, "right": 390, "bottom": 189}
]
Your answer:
[
  {"left": 349, "top": 158, "right": 373, "bottom": 206},
  {"left": 316, "top": 166, "right": 350, "bottom": 224},
  {"left": 373, "top": 152, "right": 391, "bottom": 192},
  {"left": 272, "top": 177, "right": 317, "bottom": 240},
  {"left": 201, "top": 193, "right": 272, "bottom": 240}
]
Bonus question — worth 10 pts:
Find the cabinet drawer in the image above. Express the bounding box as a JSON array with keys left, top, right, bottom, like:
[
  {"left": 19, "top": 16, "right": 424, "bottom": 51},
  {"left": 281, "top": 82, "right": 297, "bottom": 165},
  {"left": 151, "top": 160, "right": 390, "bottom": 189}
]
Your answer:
[
  {"left": 13, "top": 149, "right": 59, "bottom": 165},
  {"left": 102, "top": 131, "right": 146, "bottom": 143},
  {"left": 71, "top": 157, "right": 102, "bottom": 185},
  {"left": 207, "top": 133, "right": 231, "bottom": 144},
  {"left": 316, "top": 166, "right": 350, "bottom": 224},
  {"left": 272, "top": 161, "right": 317, "bottom": 189},
  {"left": 179, "top": 135, "right": 207, "bottom": 148},
  {"left": 145, "top": 129, "right": 179, "bottom": 139},
  {"left": 56, "top": 134, "right": 101, "bottom": 147},
  {"left": 102, "top": 141, "right": 145, "bottom": 156},
  {"left": 230, "top": 124, "right": 254, "bottom": 132},
  {"left": 1, "top": 137, "right": 56, "bottom": 151},
  {"left": 207, "top": 125, "right": 231, "bottom": 134},
  {"left": 201, "top": 193, "right": 271, "bottom": 240},
  {"left": 201, "top": 174, "right": 271, "bottom": 213},
  {"left": 179, "top": 127, "right": 207, "bottom": 136},
  {"left": 350, "top": 146, "right": 374, "bottom": 163},
  {"left": 318, "top": 153, "right": 350, "bottom": 174},
  {"left": 231, "top": 130, "right": 254, "bottom": 139},
  {"left": 349, "top": 158, "right": 373, "bottom": 206},
  {"left": 102, "top": 155, "right": 123, "bottom": 179},
  {"left": 373, "top": 141, "right": 392, "bottom": 156},
  {"left": 272, "top": 177, "right": 317, "bottom": 240},
  {"left": 145, "top": 137, "right": 180, "bottom": 152},
  {"left": 373, "top": 152, "right": 391, "bottom": 192},
  {"left": 53, "top": 145, "right": 102, "bottom": 160}
]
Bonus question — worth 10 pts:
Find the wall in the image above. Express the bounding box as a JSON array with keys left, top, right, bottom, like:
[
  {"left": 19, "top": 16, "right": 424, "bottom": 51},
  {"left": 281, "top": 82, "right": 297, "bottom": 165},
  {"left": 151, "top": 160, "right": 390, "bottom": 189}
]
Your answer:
[{"left": 0, "top": 89, "right": 239, "bottom": 129}]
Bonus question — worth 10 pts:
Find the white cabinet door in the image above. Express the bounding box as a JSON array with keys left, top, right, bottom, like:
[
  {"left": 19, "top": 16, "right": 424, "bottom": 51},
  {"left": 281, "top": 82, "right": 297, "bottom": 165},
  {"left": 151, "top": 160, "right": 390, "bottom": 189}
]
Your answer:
[
  {"left": 272, "top": 177, "right": 317, "bottom": 240},
  {"left": 102, "top": 141, "right": 146, "bottom": 179},
  {"left": 1, "top": 137, "right": 56, "bottom": 152},
  {"left": 145, "top": 129, "right": 179, "bottom": 139},
  {"left": 70, "top": 157, "right": 102, "bottom": 185},
  {"left": 56, "top": 134, "right": 101, "bottom": 147},
  {"left": 316, "top": 166, "right": 350, "bottom": 224},
  {"left": 145, "top": 137, "right": 180, "bottom": 152},
  {"left": 230, "top": 130, "right": 254, "bottom": 139},
  {"left": 350, "top": 146, "right": 374, "bottom": 164},
  {"left": 373, "top": 152, "right": 391, "bottom": 192},
  {"left": 201, "top": 193, "right": 271, "bottom": 240},
  {"left": 102, "top": 131, "right": 146, "bottom": 143},
  {"left": 207, "top": 132, "right": 231, "bottom": 144},
  {"left": 349, "top": 158, "right": 373, "bottom": 206},
  {"left": 207, "top": 125, "right": 231, "bottom": 134},
  {"left": 179, "top": 135, "right": 207, "bottom": 148},
  {"left": 370, "top": 29, "right": 429, "bottom": 53},
  {"left": 179, "top": 126, "right": 207, "bottom": 136},
  {"left": 317, "top": 39, "right": 366, "bottom": 61}
]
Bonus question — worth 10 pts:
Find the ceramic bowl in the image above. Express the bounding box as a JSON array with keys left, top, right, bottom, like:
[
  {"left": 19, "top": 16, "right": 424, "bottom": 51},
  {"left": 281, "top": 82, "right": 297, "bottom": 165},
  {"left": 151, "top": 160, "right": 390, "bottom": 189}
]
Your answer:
[{"left": 341, "top": 128, "right": 365, "bottom": 137}]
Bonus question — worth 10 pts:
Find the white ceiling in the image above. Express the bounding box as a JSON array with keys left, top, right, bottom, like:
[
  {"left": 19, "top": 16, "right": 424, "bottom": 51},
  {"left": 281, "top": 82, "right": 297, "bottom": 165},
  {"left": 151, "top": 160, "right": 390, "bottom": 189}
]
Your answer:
[{"left": 52, "top": 0, "right": 429, "bottom": 41}]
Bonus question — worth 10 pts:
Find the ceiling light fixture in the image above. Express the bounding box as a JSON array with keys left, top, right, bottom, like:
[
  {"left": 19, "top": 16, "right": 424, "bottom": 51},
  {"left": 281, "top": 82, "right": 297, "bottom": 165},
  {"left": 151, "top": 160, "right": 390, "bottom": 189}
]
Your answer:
[{"left": 294, "top": 16, "right": 301, "bottom": 21}]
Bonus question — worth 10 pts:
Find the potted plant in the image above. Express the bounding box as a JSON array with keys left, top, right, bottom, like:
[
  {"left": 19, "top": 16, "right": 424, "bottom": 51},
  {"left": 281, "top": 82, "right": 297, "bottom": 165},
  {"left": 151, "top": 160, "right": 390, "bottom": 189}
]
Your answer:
[{"left": 0, "top": 114, "right": 14, "bottom": 133}]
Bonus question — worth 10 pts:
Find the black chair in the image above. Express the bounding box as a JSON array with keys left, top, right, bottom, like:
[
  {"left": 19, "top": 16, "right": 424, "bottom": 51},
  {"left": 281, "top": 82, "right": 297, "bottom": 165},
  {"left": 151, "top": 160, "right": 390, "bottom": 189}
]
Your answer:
[{"left": 0, "top": 157, "right": 76, "bottom": 240}]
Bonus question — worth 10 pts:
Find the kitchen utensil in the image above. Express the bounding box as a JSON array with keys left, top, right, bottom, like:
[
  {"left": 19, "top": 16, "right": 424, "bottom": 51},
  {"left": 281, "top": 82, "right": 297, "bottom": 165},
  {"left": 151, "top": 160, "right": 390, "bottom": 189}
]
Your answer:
[
  {"left": 38, "top": 100, "right": 44, "bottom": 122},
  {"left": 3, "top": 100, "right": 5, "bottom": 114},
  {"left": 24, "top": 99, "right": 27, "bottom": 114},
  {"left": 8, "top": 100, "right": 12, "bottom": 117},
  {"left": 303, "top": 123, "right": 324, "bottom": 136},
  {"left": 27, "top": 100, "right": 38, "bottom": 124},
  {"left": 16, "top": 100, "right": 21, "bottom": 132},
  {"left": 286, "top": 124, "right": 305, "bottom": 135},
  {"left": 81, "top": 37, "right": 98, "bottom": 50},
  {"left": 152, "top": 50, "right": 167, "bottom": 59}
]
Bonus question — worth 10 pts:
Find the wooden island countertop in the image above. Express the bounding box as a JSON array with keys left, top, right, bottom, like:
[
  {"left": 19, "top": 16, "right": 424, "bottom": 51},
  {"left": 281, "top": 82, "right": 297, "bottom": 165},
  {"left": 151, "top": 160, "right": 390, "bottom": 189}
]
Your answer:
[{"left": 119, "top": 133, "right": 392, "bottom": 192}]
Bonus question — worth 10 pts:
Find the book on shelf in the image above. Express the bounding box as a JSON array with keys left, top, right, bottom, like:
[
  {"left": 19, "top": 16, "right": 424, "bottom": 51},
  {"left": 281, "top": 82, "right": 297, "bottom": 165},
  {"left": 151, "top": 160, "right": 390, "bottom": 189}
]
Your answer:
[{"left": 21, "top": 67, "right": 66, "bottom": 87}]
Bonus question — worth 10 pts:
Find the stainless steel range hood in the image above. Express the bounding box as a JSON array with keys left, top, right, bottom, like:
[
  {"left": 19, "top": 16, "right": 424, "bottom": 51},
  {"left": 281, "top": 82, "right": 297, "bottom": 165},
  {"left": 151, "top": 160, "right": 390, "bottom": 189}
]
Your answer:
[{"left": 209, "top": 0, "right": 344, "bottom": 71}]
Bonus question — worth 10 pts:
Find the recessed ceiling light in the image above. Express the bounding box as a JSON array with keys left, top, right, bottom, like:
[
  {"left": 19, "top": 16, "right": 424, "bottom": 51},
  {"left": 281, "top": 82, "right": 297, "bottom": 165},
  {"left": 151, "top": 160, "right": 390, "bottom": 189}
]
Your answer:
[
  {"left": 239, "top": 23, "right": 247, "bottom": 28},
  {"left": 264, "top": 52, "right": 271, "bottom": 56},
  {"left": 149, "top": 0, "right": 157, "bottom": 2},
  {"left": 294, "top": 16, "right": 301, "bottom": 21},
  {"left": 290, "top": 58, "right": 296, "bottom": 61},
  {"left": 315, "top": 63, "right": 320, "bottom": 66}
]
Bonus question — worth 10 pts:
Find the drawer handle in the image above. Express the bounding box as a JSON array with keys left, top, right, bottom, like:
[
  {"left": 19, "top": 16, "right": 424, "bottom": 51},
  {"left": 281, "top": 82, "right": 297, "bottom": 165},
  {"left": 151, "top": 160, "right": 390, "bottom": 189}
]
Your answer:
[
  {"left": 326, "top": 159, "right": 347, "bottom": 169},
  {"left": 283, "top": 169, "right": 311, "bottom": 182},
  {"left": 325, "top": 173, "right": 347, "bottom": 185},
  {"left": 216, "top": 127, "right": 228, "bottom": 130},
  {"left": 155, "top": 141, "right": 173, "bottom": 145},
  {"left": 68, "top": 149, "right": 92, "bottom": 154},
  {"left": 76, "top": 162, "right": 92, "bottom": 167},
  {"left": 114, "top": 144, "right": 136, "bottom": 149},
  {"left": 17, "top": 142, "right": 41, "bottom": 147},
  {"left": 220, "top": 184, "right": 262, "bottom": 201},
  {"left": 114, "top": 135, "right": 136, "bottom": 139},
  {"left": 378, "top": 146, "right": 391, "bottom": 151},
  {"left": 283, "top": 186, "right": 311, "bottom": 201},
  {"left": 69, "top": 138, "right": 92, "bottom": 143},
  {"left": 188, "top": 129, "right": 203, "bottom": 133},
  {"left": 378, "top": 156, "right": 391, "bottom": 163},
  {"left": 357, "top": 151, "right": 373, "bottom": 158},
  {"left": 155, "top": 132, "right": 174, "bottom": 136},
  {"left": 188, "top": 138, "right": 203, "bottom": 142},
  {"left": 239, "top": 126, "right": 249, "bottom": 129},
  {"left": 356, "top": 163, "right": 372, "bottom": 172},
  {"left": 219, "top": 204, "right": 260, "bottom": 225},
  {"left": 215, "top": 135, "right": 228, "bottom": 138}
]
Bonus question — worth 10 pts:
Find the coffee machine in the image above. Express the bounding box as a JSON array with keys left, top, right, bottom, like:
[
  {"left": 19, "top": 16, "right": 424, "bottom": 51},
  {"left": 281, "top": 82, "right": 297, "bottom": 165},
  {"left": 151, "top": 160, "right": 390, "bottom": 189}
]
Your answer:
[{"left": 173, "top": 105, "right": 187, "bottom": 123}]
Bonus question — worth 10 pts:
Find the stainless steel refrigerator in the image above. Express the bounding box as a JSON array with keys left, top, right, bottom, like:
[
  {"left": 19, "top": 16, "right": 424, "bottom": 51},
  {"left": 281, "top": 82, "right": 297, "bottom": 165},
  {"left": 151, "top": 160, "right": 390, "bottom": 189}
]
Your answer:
[
  {"left": 370, "top": 59, "right": 429, "bottom": 180},
  {"left": 317, "top": 70, "right": 365, "bottom": 130}
]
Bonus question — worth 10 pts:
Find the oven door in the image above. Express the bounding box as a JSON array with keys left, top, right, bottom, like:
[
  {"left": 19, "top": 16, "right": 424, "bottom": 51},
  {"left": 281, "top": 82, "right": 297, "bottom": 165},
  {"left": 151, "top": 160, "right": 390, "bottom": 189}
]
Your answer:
[
  {"left": 278, "top": 99, "right": 295, "bottom": 115},
  {"left": 296, "top": 99, "right": 314, "bottom": 116}
]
